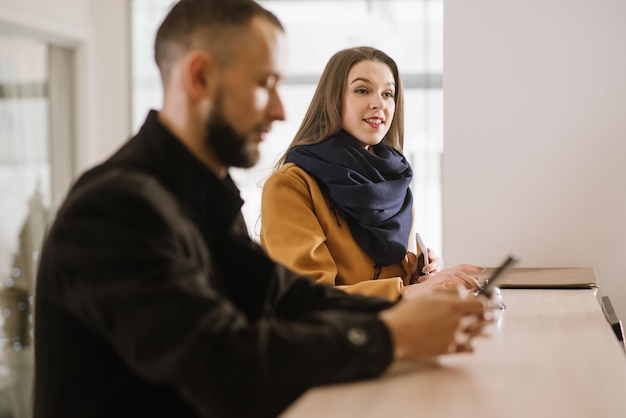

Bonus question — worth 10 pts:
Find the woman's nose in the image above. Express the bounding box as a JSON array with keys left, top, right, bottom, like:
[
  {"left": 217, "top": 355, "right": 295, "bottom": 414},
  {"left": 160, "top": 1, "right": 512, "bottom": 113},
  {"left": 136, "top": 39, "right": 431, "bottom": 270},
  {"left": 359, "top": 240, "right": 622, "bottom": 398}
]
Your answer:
[{"left": 370, "top": 95, "right": 385, "bottom": 110}]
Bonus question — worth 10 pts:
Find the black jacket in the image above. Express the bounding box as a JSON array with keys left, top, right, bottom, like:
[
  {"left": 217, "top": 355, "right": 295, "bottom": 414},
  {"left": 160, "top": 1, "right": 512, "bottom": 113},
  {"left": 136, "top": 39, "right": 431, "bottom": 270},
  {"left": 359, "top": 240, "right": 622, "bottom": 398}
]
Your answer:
[{"left": 34, "top": 110, "right": 394, "bottom": 418}]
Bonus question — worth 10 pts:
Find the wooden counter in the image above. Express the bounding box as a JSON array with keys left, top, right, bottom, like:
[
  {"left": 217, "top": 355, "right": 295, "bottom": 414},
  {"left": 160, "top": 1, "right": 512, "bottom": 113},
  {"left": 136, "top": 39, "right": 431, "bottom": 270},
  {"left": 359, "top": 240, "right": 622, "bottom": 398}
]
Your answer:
[{"left": 281, "top": 288, "right": 626, "bottom": 418}]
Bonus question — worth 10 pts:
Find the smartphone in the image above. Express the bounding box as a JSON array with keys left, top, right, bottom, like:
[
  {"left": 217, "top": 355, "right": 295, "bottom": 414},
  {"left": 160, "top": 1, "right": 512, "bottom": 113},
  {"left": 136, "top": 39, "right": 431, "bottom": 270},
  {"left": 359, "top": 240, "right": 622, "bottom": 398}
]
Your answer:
[
  {"left": 414, "top": 232, "right": 429, "bottom": 277},
  {"left": 477, "top": 253, "right": 520, "bottom": 296}
]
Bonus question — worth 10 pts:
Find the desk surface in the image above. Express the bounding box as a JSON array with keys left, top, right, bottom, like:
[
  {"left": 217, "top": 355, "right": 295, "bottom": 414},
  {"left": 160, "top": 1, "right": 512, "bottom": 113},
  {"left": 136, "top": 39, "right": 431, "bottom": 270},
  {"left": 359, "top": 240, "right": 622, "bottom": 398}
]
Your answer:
[{"left": 281, "top": 289, "right": 626, "bottom": 418}]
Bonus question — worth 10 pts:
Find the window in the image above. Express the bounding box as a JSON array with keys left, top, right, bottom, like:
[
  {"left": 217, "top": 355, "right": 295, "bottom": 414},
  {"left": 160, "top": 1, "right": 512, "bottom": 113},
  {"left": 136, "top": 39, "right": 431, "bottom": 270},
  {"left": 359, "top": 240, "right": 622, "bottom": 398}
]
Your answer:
[
  {"left": 0, "top": 30, "right": 52, "bottom": 417},
  {"left": 131, "top": 0, "right": 443, "bottom": 254}
]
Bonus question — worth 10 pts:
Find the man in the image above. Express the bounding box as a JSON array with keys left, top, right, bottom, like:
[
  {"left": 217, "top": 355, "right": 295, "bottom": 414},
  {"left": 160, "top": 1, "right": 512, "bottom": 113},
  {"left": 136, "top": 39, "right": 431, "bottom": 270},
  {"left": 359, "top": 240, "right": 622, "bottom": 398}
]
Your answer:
[{"left": 33, "top": 1, "right": 491, "bottom": 417}]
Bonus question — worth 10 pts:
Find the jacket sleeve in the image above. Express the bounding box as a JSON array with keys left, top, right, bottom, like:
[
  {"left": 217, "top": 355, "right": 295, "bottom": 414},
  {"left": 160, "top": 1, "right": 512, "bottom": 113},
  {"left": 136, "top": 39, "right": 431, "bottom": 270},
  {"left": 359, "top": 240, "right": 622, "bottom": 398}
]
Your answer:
[
  {"left": 336, "top": 278, "right": 403, "bottom": 300},
  {"left": 38, "top": 172, "right": 394, "bottom": 418},
  {"left": 260, "top": 166, "right": 405, "bottom": 301}
]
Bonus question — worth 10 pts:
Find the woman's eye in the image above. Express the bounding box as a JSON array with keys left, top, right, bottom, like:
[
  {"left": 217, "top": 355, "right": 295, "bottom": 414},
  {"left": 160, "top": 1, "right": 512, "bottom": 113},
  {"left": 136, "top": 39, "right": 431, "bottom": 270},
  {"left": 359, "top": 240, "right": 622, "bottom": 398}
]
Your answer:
[
  {"left": 355, "top": 88, "right": 368, "bottom": 94},
  {"left": 384, "top": 91, "right": 395, "bottom": 98}
]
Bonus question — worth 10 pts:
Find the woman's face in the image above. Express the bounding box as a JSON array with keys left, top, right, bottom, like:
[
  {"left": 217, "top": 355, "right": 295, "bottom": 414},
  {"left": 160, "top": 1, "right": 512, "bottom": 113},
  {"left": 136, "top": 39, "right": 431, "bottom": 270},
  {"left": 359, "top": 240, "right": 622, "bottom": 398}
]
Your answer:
[{"left": 341, "top": 60, "right": 396, "bottom": 149}]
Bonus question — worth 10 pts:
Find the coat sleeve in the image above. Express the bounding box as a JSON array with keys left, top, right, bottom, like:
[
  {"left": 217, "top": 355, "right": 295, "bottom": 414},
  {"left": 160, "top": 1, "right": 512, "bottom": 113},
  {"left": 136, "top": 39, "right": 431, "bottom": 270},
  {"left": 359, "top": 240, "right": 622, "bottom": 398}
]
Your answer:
[
  {"left": 336, "top": 278, "right": 403, "bottom": 300},
  {"left": 260, "top": 165, "right": 405, "bottom": 301},
  {"left": 37, "top": 171, "right": 394, "bottom": 418}
]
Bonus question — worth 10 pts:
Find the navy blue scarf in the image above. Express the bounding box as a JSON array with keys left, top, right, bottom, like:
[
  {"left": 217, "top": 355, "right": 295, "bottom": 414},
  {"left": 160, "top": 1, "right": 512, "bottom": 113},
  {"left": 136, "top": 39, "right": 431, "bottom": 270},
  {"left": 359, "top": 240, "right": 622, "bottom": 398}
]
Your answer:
[{"left": 285, "top": 130, "right": 413, "bottom": 266}]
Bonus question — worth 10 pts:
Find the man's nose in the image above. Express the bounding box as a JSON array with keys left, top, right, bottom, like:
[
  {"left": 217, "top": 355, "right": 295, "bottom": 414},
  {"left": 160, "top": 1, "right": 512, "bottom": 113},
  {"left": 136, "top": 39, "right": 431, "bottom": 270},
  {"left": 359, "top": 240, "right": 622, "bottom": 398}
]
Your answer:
[{"left": 268, "top": 89, "right": 285, "bottom": 121}]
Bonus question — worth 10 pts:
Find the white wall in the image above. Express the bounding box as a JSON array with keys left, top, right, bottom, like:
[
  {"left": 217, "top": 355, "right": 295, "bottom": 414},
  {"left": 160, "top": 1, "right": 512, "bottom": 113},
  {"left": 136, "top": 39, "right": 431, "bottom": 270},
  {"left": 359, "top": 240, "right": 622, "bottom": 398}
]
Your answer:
[
  {"left": 0, "top": 0, "right": 131, "bottom": 175},
  {"left": 82, "top": 0, "right": 131, "bottom": 171},
  {"left": 444, "top": 0, "right": 626, "bottom": 321},
  {"left": 0, "top": 0, "right": 90, "bottom": 42}
]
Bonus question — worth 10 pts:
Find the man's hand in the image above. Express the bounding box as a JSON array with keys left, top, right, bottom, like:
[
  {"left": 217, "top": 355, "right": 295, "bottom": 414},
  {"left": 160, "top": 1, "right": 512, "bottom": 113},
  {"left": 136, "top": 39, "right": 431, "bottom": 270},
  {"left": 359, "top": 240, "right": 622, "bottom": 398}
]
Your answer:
[{"left": 380, "top": 286, "right": 493, "bottom": 360}]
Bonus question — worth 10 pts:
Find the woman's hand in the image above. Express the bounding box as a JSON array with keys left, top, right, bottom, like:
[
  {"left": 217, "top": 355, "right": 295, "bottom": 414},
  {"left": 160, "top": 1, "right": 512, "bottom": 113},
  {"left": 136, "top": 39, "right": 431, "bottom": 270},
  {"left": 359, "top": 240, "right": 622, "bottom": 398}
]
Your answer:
[
  {"left": 407, "top": 248, "right": 442, "bottom": 283},
  {"left": 403, "top": 263, "right": 486, "bottom": 300},
  {"left": 424, "top": 248, "right": 442, "bottom": 274}
]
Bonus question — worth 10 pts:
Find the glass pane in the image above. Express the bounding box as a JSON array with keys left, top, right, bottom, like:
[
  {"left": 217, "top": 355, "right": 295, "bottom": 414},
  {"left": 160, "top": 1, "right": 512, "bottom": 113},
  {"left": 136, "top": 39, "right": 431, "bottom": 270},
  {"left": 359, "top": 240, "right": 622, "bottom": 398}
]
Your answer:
[
  {"left": 0, "top": 30, "right": 50, "bottom": 418},
  {"left": 260, "top": 0, "right": 442, "bottom": 75}
]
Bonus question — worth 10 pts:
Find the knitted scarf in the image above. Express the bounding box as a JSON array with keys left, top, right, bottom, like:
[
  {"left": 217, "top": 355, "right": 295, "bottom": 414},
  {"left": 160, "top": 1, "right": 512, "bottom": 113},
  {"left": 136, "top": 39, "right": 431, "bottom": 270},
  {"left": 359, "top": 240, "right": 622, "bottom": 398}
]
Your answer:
[{"left": 285, "top": 129, "right": 413, "bottom": 266}]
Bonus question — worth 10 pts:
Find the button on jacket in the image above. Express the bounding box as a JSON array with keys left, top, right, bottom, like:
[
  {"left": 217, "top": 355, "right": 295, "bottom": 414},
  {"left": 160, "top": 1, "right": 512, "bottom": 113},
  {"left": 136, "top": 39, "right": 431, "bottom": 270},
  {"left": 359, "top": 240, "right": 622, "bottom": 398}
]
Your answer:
[{"left": 33, "top": 110, "right": 395, "bottom": 418}]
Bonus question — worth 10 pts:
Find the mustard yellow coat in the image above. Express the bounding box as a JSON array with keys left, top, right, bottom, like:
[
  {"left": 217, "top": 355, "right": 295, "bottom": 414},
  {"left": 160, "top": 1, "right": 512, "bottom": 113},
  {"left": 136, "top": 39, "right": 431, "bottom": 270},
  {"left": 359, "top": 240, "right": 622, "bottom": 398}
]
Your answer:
[{"left": 260, "top": 163, "right": 413, "bottom": 301}]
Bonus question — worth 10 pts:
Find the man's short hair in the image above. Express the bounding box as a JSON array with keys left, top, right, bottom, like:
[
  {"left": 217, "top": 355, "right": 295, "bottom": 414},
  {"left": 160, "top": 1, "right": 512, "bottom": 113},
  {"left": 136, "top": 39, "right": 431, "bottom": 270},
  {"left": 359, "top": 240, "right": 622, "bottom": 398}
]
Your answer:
[{"left": 154, "top": 0, "right": 283, "bottom": 82}]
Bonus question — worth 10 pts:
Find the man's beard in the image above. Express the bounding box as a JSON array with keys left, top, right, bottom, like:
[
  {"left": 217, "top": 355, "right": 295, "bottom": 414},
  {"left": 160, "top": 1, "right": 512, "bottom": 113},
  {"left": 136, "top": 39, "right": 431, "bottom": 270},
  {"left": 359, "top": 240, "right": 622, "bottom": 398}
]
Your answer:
[{"left": 205, "top": 99, "right": 260, "bottom": 169}]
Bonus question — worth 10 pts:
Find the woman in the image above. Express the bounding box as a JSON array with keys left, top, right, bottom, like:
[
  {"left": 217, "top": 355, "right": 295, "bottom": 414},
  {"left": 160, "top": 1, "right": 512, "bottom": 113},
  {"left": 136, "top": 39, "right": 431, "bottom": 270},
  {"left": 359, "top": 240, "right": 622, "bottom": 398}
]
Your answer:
[{"left": 261, "top": 46, "right": 482, "bottom": 301}]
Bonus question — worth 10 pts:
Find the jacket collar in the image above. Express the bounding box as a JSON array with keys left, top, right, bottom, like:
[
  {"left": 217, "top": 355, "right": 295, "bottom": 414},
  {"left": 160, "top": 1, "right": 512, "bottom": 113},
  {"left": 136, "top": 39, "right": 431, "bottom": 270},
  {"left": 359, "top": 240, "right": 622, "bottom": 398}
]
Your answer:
[{"left": 115, "top": 110, "right": 245, "bottom": 238}]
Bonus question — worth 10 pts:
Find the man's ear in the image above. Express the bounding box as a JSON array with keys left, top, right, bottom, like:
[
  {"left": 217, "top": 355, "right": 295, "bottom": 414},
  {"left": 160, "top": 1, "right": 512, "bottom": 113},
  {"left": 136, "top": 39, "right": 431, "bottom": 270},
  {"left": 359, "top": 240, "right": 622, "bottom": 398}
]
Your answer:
[{"left": 183, "top": 51, "right": 216, "bottom": 101}]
